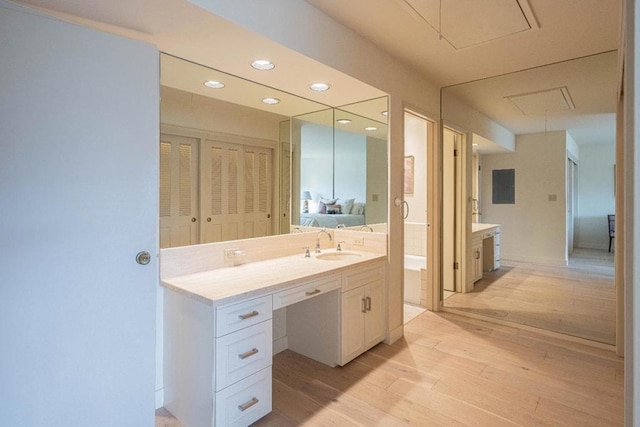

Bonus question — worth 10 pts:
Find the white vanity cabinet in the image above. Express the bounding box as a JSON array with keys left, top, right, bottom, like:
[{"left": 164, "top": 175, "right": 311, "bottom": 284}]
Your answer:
[
  {"left": 162, "top": 251, "right": 387, "bottom": 426},
  {"left": 340, "top": 262, "right": 385, "bottom": 365}
]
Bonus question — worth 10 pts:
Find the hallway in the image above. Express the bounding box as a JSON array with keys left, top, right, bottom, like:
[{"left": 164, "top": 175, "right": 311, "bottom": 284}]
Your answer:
[{"left": 444, "top": 249, "right": 615, "bottom": 344}]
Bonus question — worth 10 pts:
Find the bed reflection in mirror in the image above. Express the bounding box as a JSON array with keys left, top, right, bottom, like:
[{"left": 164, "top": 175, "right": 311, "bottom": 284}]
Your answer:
[{"left": 291, "top": 97, "right": 388, "bottom": 230}]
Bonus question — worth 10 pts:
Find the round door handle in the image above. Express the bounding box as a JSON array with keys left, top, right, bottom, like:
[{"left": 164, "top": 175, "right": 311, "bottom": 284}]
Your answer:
[
  {"left": 136, "top": 251, "right": 151, "bottom": 265},
  {"left": 207, "top": 217, "right": 212, "bottom": 222},
  {"left": 191, "top": 217, "right": 196, "bottom": 223}
]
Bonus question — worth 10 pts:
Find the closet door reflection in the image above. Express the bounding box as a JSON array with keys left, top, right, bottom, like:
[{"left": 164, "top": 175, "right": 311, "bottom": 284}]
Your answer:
[{"left": 159, "top": 134, "right": 199, "bottom": 249}]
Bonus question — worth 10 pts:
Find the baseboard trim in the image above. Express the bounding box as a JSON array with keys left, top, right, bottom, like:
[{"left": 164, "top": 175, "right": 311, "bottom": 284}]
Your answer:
[
  {"left": 385, "top": 324, "right": 404, "bottom": 345},
  {"left": 273, "top": 336, "right": 288, "bottom": 355}
]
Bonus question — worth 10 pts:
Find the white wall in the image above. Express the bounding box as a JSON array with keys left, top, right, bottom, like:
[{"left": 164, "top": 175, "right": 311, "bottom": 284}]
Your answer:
[
  {"left": 575, "top": 143, "right": 616, "bottom": 250},
  {"left": 482, "top": 131, "right": 568, "bottom": 265},
  {"left": 335, "top": 129, "right": 367, "bottom": 202},
  {"left": 301, "top": 123, "right": 335, "bottom": 201}
]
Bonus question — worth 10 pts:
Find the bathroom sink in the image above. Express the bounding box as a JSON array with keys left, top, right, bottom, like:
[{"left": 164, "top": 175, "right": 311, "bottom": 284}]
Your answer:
[{"left": 315, "top": 251, "right": 362, "bottom": 261}]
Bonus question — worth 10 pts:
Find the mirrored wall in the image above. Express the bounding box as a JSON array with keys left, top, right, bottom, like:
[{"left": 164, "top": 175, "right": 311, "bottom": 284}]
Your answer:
[
  {"left": 440, "top": 51, "right": 618, "bottom": 344},
  {"left": 290, "top": 97, "right": 388, "bottom": 229},
  {"left": 159, "top": 53, "right": 389, "bottom": 248}
]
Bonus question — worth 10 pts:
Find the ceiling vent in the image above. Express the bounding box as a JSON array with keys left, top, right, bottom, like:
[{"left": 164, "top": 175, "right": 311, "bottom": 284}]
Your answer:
[{"left": 506, "top": 86, "right": 576, "bottom": 115}]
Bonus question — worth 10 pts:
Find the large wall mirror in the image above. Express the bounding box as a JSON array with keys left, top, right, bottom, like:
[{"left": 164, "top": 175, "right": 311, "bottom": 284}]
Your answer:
[
  {"left": 159, "top": 53, "right": 389, "bottom": 248},
  {"left": 440, "top": 50, "right": 617, "bottom": 345},
  {"left": 290, "top": 97, "right": 388, "bottom": 229}
]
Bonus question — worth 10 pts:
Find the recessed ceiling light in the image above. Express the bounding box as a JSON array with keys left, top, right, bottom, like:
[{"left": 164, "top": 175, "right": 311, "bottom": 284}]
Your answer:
[
  {"left": 262, "top": 97, "right": 280, "bottom": 105},
  {"left": 336, "top": 119, "right": 352, "bottom": 124},
  {"left": 309, "top": 82, "right": 330, "bottom": 92},
  {"left": 381, "top": 111, "right": 388, "bottom": 117},
  {"left": 203, "top": 80, "right": 225, "bottom": 89},
  {"left": 365, "top": 126, "right": 377, "bottom": 131},
  {"left": 251, "top": 59, "right": 275, "bottom": 70}
]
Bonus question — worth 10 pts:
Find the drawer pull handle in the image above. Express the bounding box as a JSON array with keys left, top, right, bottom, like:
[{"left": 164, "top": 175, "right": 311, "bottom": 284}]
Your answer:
[
  {"left": 238, "top": 397, "right": 259, "bottom": 412},
  {"left": 305, "top": 289, "right": 321, "bottom": 296},
  {"left": 362, "top": 298, "right": 367, "bottom": 313},
  {"left": 238, "top": 310, "right": 259, "bottom": 320},
  {"left": 366, "top": 296, "right": 372, "bottom": 312},
  {"left": 238, "top": 348, "right": 259, "bottom": 360}
]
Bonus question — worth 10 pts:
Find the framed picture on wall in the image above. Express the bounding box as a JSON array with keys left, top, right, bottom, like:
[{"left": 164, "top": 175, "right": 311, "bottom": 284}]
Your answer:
[{"left": 404, "top": 156, "right": 414, "bottom": 195}]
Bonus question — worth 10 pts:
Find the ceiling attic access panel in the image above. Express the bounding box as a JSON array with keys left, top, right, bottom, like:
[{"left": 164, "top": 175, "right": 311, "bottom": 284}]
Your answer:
[{"left": 401, "top": 0, "right": 535, "bottom": 49}]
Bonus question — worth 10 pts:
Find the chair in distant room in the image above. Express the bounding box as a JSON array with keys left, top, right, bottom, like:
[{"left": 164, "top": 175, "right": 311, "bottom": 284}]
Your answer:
[{"left": 608, "top": 214, "right": 615, "bottom": 252}]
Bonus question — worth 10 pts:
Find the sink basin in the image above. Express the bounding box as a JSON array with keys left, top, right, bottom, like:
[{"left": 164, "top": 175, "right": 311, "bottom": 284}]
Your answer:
[{"left": 315, "top": 251, "right": 362, "bottom": 261}]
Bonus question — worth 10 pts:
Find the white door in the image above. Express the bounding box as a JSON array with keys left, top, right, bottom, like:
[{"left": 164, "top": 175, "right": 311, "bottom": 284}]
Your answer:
[
  {"left": 200, "top": 139, "right": 273, "bottom": 243},
  {"left": 160, "top": 135, "right": 199, "bottom": 248},
  {"left": 0, "top": 5, "right": 157, "bottom": 426},
  {"left": 201, "top": 140, "right": 243, "bottom": 242}
]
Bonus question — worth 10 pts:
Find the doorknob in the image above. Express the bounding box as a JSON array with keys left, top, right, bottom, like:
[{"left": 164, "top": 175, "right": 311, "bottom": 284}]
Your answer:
[{"left": 136, "top": 251, "right": 151, "bottom": 265}]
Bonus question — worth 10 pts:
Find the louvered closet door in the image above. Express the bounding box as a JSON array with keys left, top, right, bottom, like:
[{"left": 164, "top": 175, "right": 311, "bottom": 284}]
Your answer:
[
  {"left": 159, "top": 135, "right": 199, "bottom": 248},
  {"left": 242, "top": 146, "right": 272, "bottom": 239},
  {"left": 201, "top": 140, "right": 273, "bottom": 243},
  {"left": 201, "top": 140, "right": 242, "bottom": 242}
]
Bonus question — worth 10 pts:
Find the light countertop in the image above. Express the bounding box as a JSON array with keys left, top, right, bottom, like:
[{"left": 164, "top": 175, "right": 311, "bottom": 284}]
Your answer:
[
  {"left": 471, "top": 223, "right": 500, "bottom": 234},
  {"left": 161, "top": 250, "right": 386, "bottom": 307}
]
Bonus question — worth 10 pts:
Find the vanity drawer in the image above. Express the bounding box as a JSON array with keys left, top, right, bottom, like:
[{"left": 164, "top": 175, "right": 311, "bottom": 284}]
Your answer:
[
  {"left": 215, "top": 367, "right": 272, "bottom": 427},
  {"left": 215, "top": 320, "right": 272, "bottom": 391},
  {"left": 272, "top": 275, "right": 341, "bottom": 309},
  {"left": 216, "top": 295, "right": 272, "bottom": 337},
  {"left": 342, "top": 263, "right": 384, "bottom": 293}
]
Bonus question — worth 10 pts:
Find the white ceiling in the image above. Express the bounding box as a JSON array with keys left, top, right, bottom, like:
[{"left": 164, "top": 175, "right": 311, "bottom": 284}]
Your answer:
[{"left": 16, "top": 0, "right": 621, "bottom": 147}]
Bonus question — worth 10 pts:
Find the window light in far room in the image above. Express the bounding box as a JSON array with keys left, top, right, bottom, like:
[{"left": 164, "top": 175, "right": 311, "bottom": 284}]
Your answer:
[
  {"left": 309, "top": 82, "right": 330, "bottom": 92},
  {"left": 251, "top": 59, "right": 275, "bottom": 70}
]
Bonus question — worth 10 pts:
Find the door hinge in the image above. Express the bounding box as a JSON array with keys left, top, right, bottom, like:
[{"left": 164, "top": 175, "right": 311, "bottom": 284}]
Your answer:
[
  {"left": 454, "top": 149, "right": 459, "bottom": 157},
  {"left": 453, "top": 262, "right": 459, "bottom": 270}
]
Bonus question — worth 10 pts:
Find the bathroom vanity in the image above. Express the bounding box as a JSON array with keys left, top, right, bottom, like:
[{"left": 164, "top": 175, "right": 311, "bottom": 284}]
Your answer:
[
  {"left": 470, "top": 223, "right": 501, "bottom": 284},
  {"left": 161, "top": 243, "right": 386, "bottom": 426}
]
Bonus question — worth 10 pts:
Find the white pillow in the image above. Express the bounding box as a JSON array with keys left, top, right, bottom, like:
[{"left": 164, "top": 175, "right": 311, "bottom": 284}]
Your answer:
[
  {"left": 351, "top": 202, "right": 365, "bottom": 215},
  {"left": 336, "top": 198, "right": 355, "bottom": 214}
]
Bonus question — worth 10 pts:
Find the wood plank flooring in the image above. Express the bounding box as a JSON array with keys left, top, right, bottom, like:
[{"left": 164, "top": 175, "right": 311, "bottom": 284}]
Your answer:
[
  {"left": 252, "top": 310, "right": 623, "bottom": 426},
  {"left": 157, "top": 308, "right": 623, "bottom": 426},
  {"left": 444, "top": 249, "right": 615, "bottom": 344}
]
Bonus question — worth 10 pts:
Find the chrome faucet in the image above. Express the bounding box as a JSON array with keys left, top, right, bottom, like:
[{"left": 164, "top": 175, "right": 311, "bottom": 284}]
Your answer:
[{"left": 315, "top": 228, "right": 333, "bottom": 253}]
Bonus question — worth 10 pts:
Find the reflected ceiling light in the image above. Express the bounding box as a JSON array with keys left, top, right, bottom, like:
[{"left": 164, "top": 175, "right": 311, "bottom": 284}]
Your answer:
[
  {"left": 309, "top": 82, "right": 330, "bottom": 92},
  {"left": 381, "top": 111, "right": 388, "bottom": 117},
  {"left": 251, "top": 59, "right": 275, "bottom": 70},
  {"left": 336, "top": 119, "right": 352, "bottom": 124},
  {"left": 472, "top": 143, "right": 479, "bottom": 146},
  {"left": 365, "top": 126, "right": 377, "bottom": 131},
  {"left": 262, "top": 97, "right": 280, "bottom": 105},
  {"left": 203, "top": 80, "right": 225, "bottom": 89}
]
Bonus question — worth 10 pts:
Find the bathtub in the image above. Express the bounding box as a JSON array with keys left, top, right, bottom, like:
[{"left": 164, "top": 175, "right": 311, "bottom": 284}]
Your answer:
[{"left": 404, "top": 254, "right": 426, "bottom": 305}]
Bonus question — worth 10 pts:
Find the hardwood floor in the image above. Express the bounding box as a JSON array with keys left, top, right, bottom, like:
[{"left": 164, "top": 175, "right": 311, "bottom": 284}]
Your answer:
[
  {"left": 157, "top": 308, "right": 623, "bottom": 426},
  {"left": 252, "top": 310, "right": 623, "bottom": 426},
  {"left": 444, "top": 249, "right": 615, "bottom": 345}
]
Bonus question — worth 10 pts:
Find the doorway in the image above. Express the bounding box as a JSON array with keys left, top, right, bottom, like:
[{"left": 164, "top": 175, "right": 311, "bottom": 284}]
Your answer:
[{"left": 402, "top": 110, "right": 435, "bottom": 323}]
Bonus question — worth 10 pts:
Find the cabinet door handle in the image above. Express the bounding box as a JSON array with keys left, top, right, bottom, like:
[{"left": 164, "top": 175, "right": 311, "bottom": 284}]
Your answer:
[
  {"left": 362, "top": 297, "right": 367, "bottom": 313},
  {"left": 476, "top": 250, "right": 480, "bottom": 260},
  {"left": 305, "top": 289, "right": 321, "bottom": 296},
  {"left": 238, "top": 348, "right": 259, "bottom": 360},
  {"left": 238, "top": 310, "right": 259, "bottom": 320},
  {"left": 238, "top": 397, "right": 259, "bottom": 412},
  {"left": 366, "top": 296, "right": 372, "bottom": 312}
]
